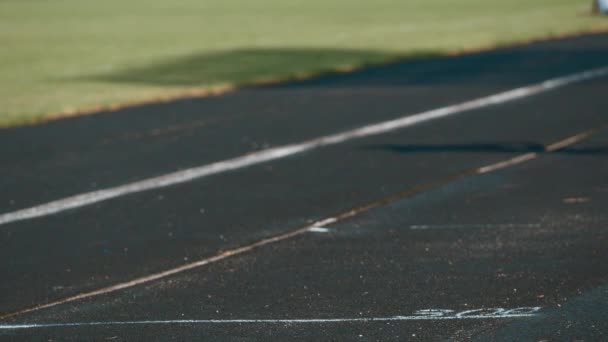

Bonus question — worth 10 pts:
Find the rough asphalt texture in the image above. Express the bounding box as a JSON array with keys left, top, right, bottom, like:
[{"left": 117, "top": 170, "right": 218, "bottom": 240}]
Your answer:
[{"left": 0, "top": 32, "right": 607, "bottom": 340}]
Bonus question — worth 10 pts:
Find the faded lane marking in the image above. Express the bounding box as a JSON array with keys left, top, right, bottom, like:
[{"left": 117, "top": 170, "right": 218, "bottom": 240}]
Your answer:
[
  {"left": 476, "top": 153, "right": 537, "bottom": 174},
  {"left": 545, "top": 129, "right": 598, "bottom": 152},
  {"left": 410, "top": 223, "right": 541, "bottom": 230},
  {"left": 0, "top": 307, "right": 542, "bottom": 330},
  {"left": 101, "top": 118, "right": 215, "bottom": 145},
  {"left": 562, "top": 197, "right": 591, "bottom": 204},
  {"left": 0, "top": 129, "right": 601, "bottom": 320},
  {"left": 2, "top": 66, "right": 608, "bottom": 227}
]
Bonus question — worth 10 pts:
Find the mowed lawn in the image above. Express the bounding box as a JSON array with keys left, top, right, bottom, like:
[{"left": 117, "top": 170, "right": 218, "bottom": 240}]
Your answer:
[{"left": 1, "top": 0, "right": 606, "bottom": 126}]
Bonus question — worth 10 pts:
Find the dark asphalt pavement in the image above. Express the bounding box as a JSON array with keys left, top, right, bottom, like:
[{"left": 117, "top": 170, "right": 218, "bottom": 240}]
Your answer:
[{"left": 1, "top": 33, "right": 607, "bottom": 340}]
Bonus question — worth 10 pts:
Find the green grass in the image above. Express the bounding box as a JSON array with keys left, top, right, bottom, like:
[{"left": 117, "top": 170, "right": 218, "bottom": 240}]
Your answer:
[{"left": 1, "top": 0, "right": 606, "bottom": 126}]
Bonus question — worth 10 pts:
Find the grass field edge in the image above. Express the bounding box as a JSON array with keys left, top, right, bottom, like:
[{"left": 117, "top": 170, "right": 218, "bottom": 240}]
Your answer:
[{"left": 2, "top": 26, "right": 608, "bottom": 129}]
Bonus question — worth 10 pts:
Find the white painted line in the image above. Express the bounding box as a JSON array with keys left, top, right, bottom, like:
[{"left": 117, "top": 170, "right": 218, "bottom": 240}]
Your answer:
[
  {"left": 0, "top": 307, "right": 542, "bottom": 330},
  {"left": 410, "top": 224, "right": 541, "bottom": 230},
  {"left": 308, "top": 227, "right": 331, "bottom": 233},
  {"left": 1, "top": 66, "right": 607, "bottom": 227},
  {"left": 0, "top": 129, "right": 600, "bottom": 321}
]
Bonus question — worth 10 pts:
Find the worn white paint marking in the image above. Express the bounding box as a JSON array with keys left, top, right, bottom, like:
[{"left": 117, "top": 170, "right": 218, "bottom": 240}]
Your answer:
[
  {"left": 410, "top": 224, "right": 541, "bottom": 230},
  {"left": 477, "top": 152, "right": 538, "bottom": 174},
  {"left": 0, "top": 129, "right": 600, "bottom": 321},
  {"left": 475, "top": 125, "right": 604, "bottom": 175},
  {"left": 1, "top": 66, "right": 607, "bottom": 227},
  {"left": 0, "top": 307, "right": 542, "bottom": 330},
  {"left": 545, "top": 129, "right": 598, "bottom": 152},
  {"left": 0, "top": 224, "right": 317, "bottom": 320},
  {"left": 308, "top": 227, "right": 331, "bottom": 233}
]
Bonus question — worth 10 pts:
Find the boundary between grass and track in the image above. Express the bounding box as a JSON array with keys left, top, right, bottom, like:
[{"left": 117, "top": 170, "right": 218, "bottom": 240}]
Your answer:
[{"left": 3, "top": 28, "right": 608, "bottom": 128}]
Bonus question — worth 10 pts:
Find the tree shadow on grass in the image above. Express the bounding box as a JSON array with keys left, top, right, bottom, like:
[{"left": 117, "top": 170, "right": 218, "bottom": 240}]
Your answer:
[
  {"left": 82, "top": 48, "right": 440, "bottom": 87},
  {"left": 79, "top": 37, "right": 608, "bottom": 89}
]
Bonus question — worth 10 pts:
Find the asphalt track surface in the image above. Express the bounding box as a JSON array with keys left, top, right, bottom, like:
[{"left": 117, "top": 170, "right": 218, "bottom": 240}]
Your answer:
[{"left": 0, "top": 32, "right": 607, "bottom": 340}]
